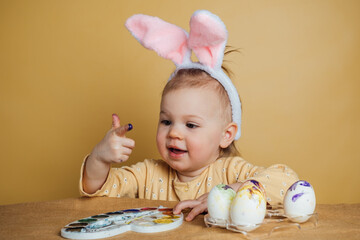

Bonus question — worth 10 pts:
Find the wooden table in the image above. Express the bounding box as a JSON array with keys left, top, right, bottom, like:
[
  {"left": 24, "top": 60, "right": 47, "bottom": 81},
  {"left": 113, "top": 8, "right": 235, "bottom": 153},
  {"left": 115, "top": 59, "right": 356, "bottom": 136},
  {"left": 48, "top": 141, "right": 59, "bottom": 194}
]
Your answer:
[{"left": 0, "top": 197, "right": 359, "bottom": 239}]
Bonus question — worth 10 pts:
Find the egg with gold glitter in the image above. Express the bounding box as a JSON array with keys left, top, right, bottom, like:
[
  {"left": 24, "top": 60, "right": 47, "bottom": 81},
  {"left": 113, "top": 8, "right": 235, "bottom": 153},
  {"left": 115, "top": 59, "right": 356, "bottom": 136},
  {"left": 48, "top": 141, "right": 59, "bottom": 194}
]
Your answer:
[{"left": 229, "top": 180, "right": 266, "bottom": 231}]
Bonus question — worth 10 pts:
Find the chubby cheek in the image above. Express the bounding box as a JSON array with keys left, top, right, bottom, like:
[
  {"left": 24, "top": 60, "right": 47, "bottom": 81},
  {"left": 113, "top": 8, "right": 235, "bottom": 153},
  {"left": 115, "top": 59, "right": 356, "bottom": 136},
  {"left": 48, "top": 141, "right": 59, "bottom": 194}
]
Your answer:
[
  {"left": 189, "top": 133, "right": 220, "bottom": 159},
  {"left": 156, "top": 128, "right": 166, "bottom": 158},
  {"left": 188, "top": 137, "right": 212, "bottom": 157}
]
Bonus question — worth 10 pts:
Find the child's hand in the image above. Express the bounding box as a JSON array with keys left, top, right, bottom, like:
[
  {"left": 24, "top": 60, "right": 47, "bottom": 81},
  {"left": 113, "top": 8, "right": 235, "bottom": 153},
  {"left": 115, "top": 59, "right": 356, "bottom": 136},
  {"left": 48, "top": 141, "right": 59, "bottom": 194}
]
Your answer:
[
  {"left": 173, "top": 193, "right": 209, "bottom": 221},
  {"left": 83, "top": 114, "right": 135, "bottom": 194},
  {"left": 172, "top": 182, "right": 243, "bottom": 221},
  {"left": 90, "top": 113, "right": 135, "bottom": 164}
]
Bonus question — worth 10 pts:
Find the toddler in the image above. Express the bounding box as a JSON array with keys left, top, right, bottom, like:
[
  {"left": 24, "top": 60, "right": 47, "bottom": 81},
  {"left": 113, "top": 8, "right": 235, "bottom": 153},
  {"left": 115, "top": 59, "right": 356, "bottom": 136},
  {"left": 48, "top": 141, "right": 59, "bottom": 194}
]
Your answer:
[{"left": 80, "top": 10, "right": 299, "bottom": 221}]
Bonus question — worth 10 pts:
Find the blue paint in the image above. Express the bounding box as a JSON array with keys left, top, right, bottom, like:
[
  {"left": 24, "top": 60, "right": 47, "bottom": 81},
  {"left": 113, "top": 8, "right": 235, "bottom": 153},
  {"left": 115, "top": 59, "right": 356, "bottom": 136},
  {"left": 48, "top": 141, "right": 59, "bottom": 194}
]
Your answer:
[
  {"left": 292, "top": 192, "right": 304, "bottom": 202},
  {"left": 299, "top": 181, "right": 311, "bottom": 187},
  {"left": 249, "top": 180, "right": 261, "bottom": 189},
  {"left": 123, "top": 209, "right": 140, "bottom": 212},
  {"left": 289, "top": 182, "right": 298, "bottom": 191},
  {"left": 290, "top": 180, "right": 312, "bottom": 191},
  {"left": 106, "top": 211, "right": 124, "bottom": 215}
]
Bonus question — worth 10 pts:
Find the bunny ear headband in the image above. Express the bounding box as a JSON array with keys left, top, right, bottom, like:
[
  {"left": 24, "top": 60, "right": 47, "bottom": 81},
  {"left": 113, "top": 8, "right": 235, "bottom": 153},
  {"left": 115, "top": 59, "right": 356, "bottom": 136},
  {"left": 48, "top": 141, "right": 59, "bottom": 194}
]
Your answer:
[{"left": 125, "top": 10, "right": 242, "bottom": 139}]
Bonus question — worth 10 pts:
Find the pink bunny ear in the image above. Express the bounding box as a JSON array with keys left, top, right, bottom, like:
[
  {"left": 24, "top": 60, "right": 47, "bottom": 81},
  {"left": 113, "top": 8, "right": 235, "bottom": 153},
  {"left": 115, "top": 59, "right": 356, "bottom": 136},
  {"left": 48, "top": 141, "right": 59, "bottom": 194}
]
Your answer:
[
  {"left": 188, "top": 10, "right": 228, "bottom": 69},
  {"left": 125, "top": 14, "right": 190, "bottom": 66}
]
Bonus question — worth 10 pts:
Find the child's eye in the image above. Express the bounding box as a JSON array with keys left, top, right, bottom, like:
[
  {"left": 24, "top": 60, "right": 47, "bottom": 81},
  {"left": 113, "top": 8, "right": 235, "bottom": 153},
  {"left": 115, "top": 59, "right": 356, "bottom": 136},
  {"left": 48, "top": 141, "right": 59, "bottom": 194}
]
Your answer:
[
  {"left": 186, "top": 123, "right": 198, "bottom": 129},
  {"left": 161, "top": 120, "right": 171, "bottom": 126}
]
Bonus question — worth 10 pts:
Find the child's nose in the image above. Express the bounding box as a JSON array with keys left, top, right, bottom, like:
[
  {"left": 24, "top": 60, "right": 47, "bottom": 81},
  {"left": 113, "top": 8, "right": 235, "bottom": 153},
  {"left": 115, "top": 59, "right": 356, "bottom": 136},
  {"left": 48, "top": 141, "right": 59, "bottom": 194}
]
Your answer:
[{"left": 168, "top": 125, "right": 183, "bottom": 140}]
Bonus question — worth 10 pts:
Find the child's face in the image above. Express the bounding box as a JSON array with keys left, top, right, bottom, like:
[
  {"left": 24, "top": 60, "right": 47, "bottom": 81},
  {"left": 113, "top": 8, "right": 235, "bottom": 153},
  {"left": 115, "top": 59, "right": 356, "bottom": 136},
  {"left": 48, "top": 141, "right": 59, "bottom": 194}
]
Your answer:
[{"left": 156, "top": 87, "right": 227, "bottom": 180}]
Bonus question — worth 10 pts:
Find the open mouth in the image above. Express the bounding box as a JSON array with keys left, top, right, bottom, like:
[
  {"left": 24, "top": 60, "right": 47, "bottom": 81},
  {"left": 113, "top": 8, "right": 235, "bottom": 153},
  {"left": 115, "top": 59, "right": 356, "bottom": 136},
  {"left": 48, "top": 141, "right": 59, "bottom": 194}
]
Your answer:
[{"left": 168, "top": 147, "right": 188, "bottom": 155}]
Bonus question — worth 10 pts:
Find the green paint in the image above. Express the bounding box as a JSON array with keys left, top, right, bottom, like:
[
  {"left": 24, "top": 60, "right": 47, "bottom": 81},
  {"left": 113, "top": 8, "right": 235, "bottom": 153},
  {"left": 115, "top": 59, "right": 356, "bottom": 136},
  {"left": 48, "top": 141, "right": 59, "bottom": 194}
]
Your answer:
[{"left": 78, "top": 218, "right": 97, "bottom": 223}]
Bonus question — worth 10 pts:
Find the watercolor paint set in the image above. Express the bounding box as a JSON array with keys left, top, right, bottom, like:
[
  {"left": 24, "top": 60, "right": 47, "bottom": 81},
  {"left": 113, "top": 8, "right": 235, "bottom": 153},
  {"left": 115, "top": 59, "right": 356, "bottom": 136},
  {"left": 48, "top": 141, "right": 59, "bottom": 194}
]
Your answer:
[{"left": 61, "top": 206, "right": 183, "bottom": 239}]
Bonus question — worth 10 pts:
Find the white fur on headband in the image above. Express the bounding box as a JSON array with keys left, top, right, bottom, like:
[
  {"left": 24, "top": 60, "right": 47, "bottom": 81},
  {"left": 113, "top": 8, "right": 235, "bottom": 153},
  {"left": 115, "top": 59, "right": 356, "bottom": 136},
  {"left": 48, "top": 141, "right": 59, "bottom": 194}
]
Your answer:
[{"left": 126, "top": 10, "right": 242, "bottom": 139}]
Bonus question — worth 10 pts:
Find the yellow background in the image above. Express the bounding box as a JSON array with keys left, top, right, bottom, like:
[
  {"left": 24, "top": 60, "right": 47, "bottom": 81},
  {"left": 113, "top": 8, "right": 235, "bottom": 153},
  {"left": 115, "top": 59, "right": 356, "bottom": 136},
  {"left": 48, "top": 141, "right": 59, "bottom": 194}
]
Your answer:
[{"left": 1, "top": 0, "right": 359, "bottom": 205}]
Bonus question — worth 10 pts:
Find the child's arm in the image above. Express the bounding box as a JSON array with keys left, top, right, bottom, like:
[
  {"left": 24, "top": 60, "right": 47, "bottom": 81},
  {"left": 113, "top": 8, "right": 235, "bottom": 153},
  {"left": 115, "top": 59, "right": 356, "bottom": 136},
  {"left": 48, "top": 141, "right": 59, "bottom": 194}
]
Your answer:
[
  {"left": 173, "top": 158, "right": 299, "bottom": 221},
  {"left": 82, "top": 114, "right": 135, "bottom": 194}
]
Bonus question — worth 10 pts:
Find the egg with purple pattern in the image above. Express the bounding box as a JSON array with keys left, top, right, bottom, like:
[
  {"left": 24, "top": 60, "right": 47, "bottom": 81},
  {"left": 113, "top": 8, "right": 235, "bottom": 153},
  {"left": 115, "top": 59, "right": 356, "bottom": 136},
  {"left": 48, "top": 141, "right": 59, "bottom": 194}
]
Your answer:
[
  {"left": 229, "top": 181, "right": 266, "bottom": 231},
  {"left": 283, "top": 180, "right": 316, "bottom": 223}
]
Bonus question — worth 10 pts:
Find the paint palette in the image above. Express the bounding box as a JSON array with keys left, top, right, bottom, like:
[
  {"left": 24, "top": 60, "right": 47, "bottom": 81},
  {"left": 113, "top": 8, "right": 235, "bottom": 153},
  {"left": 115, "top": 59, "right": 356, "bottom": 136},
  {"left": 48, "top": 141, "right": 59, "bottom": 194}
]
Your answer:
[{"left": 61, "top": 206, "right": 183, "bottom": 239}]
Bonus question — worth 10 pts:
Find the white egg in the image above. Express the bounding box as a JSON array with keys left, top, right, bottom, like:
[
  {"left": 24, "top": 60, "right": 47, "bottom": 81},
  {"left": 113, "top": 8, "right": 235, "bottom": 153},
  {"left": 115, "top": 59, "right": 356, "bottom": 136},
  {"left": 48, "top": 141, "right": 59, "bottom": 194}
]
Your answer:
[
  {"left": 284, "top": 180, "right": 316, "bottom": 223},
  {"left": 207, "top": 184, "right": 236, "bottom": 221},
  {"left": 229, "top": 181, "right": 266, "bottom": 231}
]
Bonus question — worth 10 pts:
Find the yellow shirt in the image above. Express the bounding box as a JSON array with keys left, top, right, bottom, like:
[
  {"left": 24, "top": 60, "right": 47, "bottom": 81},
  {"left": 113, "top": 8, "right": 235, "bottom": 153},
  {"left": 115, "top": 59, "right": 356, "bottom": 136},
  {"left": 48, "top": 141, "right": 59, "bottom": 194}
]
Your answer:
[{"left": 79, "top": 156, "right": 299, "bottom": 205}]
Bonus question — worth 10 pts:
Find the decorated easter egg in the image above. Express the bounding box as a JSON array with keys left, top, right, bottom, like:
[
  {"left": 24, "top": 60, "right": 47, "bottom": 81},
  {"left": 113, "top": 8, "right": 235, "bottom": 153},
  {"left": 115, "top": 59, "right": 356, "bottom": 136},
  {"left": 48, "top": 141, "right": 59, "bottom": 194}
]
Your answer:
[
  {"left": 207, "top": 184, "right": 236, "bottom": 221},
  {"left": 241, "top": 180, "right": 266, "bottom": 198},
  {"left": 229, "top": 180, "right": 266, "bottom": 231},
  {"left": 284, "top": 180, "right": 316, "bottom": 223}
]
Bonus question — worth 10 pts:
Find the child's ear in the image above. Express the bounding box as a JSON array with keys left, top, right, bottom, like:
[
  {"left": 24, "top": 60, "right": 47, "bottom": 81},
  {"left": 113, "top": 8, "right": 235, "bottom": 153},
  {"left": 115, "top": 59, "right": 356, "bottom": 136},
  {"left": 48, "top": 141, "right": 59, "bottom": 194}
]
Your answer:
[{"left": 220, "top": 122, "right": 238, "bottom": 148}]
